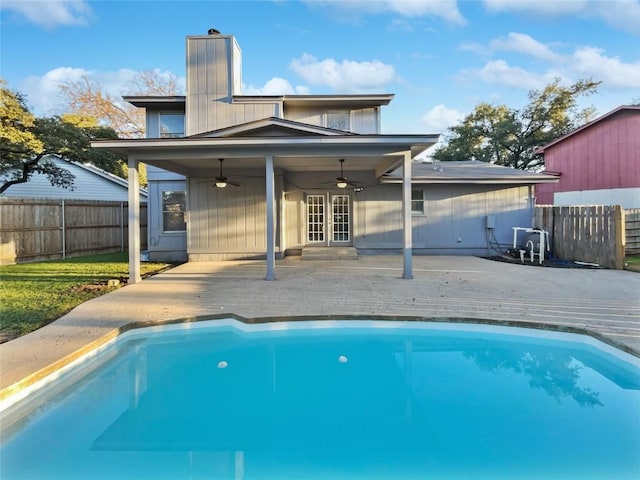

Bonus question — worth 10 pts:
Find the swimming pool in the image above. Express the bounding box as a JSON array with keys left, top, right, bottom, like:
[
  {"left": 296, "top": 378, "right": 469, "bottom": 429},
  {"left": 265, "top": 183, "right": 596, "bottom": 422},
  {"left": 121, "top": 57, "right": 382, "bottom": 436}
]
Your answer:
[{"left": 1, "top": 319, "right": 639, "bottom": 479}]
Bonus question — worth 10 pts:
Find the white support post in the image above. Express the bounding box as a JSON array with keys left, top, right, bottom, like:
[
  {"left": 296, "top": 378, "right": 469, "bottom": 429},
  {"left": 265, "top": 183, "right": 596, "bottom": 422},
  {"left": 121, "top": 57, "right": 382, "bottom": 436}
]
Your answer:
[
  {"left": 402, "top": 151, "right": 413, "bottom": 279},
  {"left": 265, "top": 154, "right": 276, "bottom": 280},
  {"left": 128, "top": 156, "right": 141, "bottom": 284}
]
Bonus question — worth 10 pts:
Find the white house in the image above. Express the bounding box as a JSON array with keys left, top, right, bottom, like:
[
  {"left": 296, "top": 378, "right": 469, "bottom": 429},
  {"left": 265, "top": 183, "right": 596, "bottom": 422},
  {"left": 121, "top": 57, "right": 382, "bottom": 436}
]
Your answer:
[{"left": 93, "top": 29, "right": 557, "bottom": 282}]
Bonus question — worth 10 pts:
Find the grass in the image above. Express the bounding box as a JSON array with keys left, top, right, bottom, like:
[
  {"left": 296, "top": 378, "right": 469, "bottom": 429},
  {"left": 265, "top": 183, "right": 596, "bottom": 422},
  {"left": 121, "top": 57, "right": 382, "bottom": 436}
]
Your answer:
[
  {"left": 0, "top": 252, "right": 174, "bottom": 342},
  {"left": 625, "top": 254, "right": 640, "bottom": 272}
]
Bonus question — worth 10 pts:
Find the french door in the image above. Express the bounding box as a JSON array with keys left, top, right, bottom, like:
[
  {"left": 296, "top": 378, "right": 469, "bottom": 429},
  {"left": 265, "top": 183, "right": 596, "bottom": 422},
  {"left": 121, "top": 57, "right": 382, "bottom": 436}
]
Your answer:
[{"left": 306, "top": 193, "right": 351, "bottom": 246}]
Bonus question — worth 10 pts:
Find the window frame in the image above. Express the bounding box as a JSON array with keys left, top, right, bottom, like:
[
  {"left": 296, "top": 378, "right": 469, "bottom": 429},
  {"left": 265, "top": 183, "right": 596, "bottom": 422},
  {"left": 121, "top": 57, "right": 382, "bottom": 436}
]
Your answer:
[
  {"left": 325, "top": 110, "right": 351, "bottom": 132},
  {"left": 411, "top": 189, "right": 425, "bottom": 216},
  {"left": 159, "top": 113, "right": 185, "bottom": 138},
  {"left": 161, "top": 190, "right": 187, "bottom": 233}
]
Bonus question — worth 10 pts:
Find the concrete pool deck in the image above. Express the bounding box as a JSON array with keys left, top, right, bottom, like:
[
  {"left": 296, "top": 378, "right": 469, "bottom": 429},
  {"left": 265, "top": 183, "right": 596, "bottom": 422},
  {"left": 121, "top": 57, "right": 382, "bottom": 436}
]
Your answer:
[{"left": 1, "top": 255, "right": 639, "bottom": 394}]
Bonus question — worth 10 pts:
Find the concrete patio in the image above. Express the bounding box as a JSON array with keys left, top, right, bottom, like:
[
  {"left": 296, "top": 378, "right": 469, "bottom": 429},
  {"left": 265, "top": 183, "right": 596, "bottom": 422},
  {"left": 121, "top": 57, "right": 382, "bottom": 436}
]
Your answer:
[{"left": 1, "top": 255, "right": 639, "bottom": 395}]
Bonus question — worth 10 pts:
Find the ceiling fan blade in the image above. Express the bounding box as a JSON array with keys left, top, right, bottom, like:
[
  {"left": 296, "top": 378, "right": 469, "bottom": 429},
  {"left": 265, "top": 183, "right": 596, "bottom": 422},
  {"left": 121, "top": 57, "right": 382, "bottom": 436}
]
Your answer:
[
  {"left": 227, "top": 180, "right": 241, "bottom": 187},
  {"left": 347, "top": 180, "right": 362, "bottom": 186}
]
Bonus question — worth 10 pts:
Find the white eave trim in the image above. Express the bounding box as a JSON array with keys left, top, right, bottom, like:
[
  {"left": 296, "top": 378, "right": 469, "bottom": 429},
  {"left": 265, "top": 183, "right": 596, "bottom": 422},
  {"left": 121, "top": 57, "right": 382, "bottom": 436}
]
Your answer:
[
  {"left": 380, "top": 176, "right": 561, "bottom": 185},
  {"left": 93, "top": 135, "right": 439, "bottom": 150}
]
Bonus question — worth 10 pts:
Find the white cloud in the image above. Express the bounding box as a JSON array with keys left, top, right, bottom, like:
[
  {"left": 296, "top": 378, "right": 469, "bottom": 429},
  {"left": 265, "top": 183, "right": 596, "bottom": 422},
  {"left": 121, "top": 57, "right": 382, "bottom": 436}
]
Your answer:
[
  {"left": 460, "top": 32, "right": 640, "bottom": 93},
  {"left": 459, "top": 42, "right": 491, "bottom": 56},
  {"left": 289, "top": 53, "right": 397, "bottom": 92},
  {"left": 483, "top": 0, "right": 587, "bottom": 15},
  {"left": 490, "top": 32, "right": 563, "bottom": 63},
  {"left": 459, "top": 60, "right": 556, "bottom": 90},
  {"left": 421, "top": 104, "right": 464, "bottom": 133},
  {"left": 21, "top": 67, "right": 89, "bottom": 114},
  {"left": 482, "top": 0, "right": 640, "bottom": 34},
  {"left": 241, "top": 77, "right": 310, "bottom": 95},
  {"left": 304, "top": 0, "right": 466, "bottom": 25},
  {"left": 1, "top": 0, "right": 92, "bottom": 28},
  {"left": 571, "top": 47, "right": 640, "bottom": 89},
  {"left": 19, "top": 67, "right": 186, "bottom": 116}
]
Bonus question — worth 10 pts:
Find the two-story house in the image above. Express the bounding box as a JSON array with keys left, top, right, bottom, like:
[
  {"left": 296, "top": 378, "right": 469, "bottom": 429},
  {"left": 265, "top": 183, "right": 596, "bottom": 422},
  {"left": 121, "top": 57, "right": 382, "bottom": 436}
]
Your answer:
[{"left": 93, "top": 30, "right": 557, "bottom": 282}]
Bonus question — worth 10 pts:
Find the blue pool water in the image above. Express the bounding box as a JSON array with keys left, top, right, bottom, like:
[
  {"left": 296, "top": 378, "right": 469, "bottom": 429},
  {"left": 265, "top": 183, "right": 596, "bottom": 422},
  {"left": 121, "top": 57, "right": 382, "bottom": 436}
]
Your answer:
[{"left": 1, "top": 320, "right": 639, "bottom": 480}]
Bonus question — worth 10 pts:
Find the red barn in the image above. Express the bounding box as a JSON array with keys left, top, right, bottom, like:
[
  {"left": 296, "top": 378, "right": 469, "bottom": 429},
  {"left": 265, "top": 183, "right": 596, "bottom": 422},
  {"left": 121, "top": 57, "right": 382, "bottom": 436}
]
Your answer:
[{"left": 535, "top": 105, "right": 640, "bottom": 207}]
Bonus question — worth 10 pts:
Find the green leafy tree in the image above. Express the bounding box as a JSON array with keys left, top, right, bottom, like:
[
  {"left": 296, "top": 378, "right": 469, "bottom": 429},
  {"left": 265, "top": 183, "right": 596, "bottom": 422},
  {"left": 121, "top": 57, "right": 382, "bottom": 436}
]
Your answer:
[
  {"left": 1, "top": 81, "right": 124, "bottom": 194},
  {"left": 432, "top": 78, "right": 601, "bottom": 170}
]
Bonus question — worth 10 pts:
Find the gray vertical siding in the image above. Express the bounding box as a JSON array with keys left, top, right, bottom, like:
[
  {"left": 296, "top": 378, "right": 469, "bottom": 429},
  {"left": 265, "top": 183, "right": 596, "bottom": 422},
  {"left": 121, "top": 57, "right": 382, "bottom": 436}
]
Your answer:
[
  {"left": 351, "top": 108, "right": 379, "bottom": 134},
  {"left": 186, "top": 36, "right": 279, "bottom": 135},
  {"left": 152, "top": 164, "right": 534, "bottom": 259},
  {"left": 355, "top": 184, "right": 533, "bottom": 255},
  {"left": 284, "top": 106, "right": 379, "bottom": 134},
  {"left": 284, "top": 189, "right": 304, "bottom": 251},
  {"left": 188, "top": 173, "right": 284, "bottom": 259},
  {"left": 187, "top": 36, "right": 234, "bottom": 135}
]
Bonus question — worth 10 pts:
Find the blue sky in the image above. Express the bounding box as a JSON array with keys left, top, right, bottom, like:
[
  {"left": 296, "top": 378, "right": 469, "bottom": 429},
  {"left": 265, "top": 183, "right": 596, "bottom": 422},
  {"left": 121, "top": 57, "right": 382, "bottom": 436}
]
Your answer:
[{"left": 1, "top": 0, "right": 639, "bottom": 136}]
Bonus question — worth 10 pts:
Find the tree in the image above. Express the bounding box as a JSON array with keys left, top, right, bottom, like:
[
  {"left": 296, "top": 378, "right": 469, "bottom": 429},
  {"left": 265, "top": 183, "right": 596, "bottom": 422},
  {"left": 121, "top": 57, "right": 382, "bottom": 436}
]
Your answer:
[
  {"left": 432, "top": 78, "right": 601, "bottom": 171},
  {"left": 1, "top": 81, "right": 124, "bottom": 194},
  {"left": 57, "top": 70, "right": 182, "bottom": 186},
  {"left": 57, "top": 69, "right": 182, "bottom": 138}
]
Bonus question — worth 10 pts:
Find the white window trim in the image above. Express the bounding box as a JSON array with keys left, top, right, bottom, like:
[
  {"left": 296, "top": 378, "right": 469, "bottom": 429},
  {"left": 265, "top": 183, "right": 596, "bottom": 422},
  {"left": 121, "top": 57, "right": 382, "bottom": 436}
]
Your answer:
[
  {"left": 411, "top": 189, "right": 425, "bottom": 216},
  {"left": 161, "top": 190, "right": 187, "bottom": 233},
  {"left": 159, "top": 113, "right": 185, "bottom": 138},
  {"left": 325, "top": 110, "right": 351, "bottom": 131}
]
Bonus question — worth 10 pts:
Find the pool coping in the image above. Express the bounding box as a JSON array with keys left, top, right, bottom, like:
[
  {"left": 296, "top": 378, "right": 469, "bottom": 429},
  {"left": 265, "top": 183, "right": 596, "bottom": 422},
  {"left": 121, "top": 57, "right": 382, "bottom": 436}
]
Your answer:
[{"left": 2, "top": 314, "right": 637, "bottom": 406}]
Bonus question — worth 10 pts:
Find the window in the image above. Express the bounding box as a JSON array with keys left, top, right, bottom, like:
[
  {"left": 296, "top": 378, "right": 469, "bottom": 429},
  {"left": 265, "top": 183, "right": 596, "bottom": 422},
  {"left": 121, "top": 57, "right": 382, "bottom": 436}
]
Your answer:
[
  {"left": 326, "top": 111, "right": 350, "bottom": 131},
  {"left": 159, "top": 114, "right": 185, "bottom": 138},
  {"left": 412, "top": 189, "right": 425, "bottom": 215},
  {"left": 162, "top": 191, "right": 186, "bottom": 232}
]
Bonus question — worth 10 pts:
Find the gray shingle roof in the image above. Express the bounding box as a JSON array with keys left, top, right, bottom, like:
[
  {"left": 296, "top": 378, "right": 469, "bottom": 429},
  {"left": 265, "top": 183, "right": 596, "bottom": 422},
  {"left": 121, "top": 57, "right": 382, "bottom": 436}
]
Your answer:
[{"left": 382, "top": 160, "right": 559, "bottom": 185}]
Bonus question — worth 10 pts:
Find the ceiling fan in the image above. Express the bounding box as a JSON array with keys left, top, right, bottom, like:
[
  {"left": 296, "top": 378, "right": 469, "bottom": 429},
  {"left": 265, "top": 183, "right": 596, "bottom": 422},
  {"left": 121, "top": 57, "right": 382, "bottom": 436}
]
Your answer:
[
  {"left": 323, "top": 159, "right": 362, "bottom": 189},
  {"left": 214, "top": 158, "right": 240, "bottom": 188}
]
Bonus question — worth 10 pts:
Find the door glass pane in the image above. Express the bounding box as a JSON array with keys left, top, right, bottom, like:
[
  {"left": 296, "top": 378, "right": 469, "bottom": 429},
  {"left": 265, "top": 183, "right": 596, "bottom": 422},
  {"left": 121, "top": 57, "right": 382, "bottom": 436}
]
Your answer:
[
  {"left": 332, "top": 195, "right": 350, "bottom": 242},
  {"left": 307, "top": 195, "right": 324, "bottom": 243}
]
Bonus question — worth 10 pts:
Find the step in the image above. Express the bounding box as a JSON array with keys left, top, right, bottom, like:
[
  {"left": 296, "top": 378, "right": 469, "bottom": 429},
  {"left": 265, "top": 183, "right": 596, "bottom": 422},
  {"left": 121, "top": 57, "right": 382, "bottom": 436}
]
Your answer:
[{"left": 301, "top": 247, "right": 359, "bottom": 260}]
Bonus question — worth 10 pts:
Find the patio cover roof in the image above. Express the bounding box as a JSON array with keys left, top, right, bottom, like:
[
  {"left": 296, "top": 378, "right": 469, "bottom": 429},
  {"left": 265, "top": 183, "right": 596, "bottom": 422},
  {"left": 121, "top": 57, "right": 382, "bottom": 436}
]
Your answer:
[{"left": 92, "top": 132, "right": 440, "bottom": 178}]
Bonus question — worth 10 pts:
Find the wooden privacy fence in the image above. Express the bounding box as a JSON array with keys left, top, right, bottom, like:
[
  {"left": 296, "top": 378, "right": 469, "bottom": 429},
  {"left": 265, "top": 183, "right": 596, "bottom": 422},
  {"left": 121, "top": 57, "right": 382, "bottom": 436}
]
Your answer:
[
  {"left": 534, "top": 205, "right": 625, "bottom": 270},
  {"left": 0, "top": 198, "right": 147, "bottom": 265},
  {"left": 626, "top": 208, "right": 640, "bottom": 255}
]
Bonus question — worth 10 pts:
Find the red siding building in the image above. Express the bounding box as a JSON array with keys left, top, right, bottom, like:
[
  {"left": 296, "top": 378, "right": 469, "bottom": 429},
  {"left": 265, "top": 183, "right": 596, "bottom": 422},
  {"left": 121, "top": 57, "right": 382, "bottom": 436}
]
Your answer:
[{"left": 535, "top": 105, "right": 640, "bottom": 207}]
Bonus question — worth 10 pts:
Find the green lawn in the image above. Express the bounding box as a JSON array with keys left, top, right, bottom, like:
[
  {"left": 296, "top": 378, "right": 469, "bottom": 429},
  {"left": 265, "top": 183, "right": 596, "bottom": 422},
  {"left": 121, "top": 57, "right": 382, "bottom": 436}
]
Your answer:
[
  {"left": 625, "top": 254, "right": 640, "bottom": 272},
  {"left": 0, "top": 252, "right": 174, "bottom": 342}
]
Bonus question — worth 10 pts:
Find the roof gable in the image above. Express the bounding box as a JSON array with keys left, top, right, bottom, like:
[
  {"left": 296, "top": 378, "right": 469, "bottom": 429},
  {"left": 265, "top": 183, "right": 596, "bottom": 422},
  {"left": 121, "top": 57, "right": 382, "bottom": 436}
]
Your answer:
[
  {"left": 190, "top": 117, "right": 355, "bottom": 138},
  {"left": 537, "top": 105, "right": 640, "bottom": 153}
]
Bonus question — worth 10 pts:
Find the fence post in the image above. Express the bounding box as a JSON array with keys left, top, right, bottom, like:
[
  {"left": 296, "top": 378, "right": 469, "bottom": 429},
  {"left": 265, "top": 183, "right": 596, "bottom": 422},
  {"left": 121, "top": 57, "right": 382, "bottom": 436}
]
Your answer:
[
  {"left": 121, "top": 202, "right": 125, "bottom": 252},
  {"left": 615, "top": 205, "right": 625, "bottom": 270},
  {"left": 61, "top": 199, "right": 66, "bottom": 259}
]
